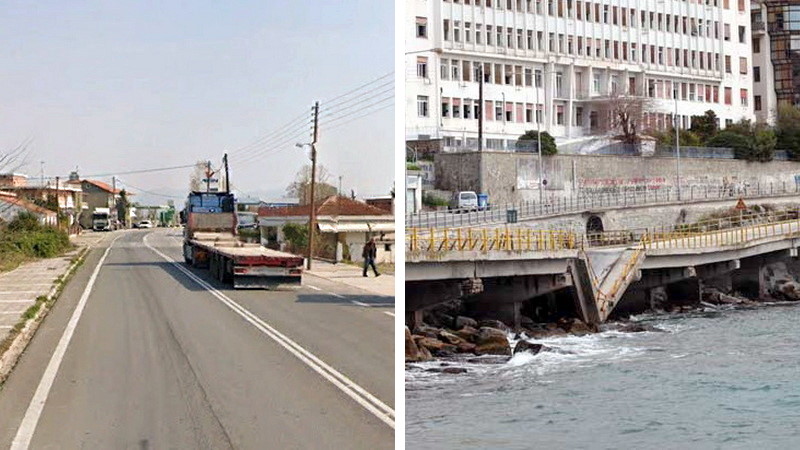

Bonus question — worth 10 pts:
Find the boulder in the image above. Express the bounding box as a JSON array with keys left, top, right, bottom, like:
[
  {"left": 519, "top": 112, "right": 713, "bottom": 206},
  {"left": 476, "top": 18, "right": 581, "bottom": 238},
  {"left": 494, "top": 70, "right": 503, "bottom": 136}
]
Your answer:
[
  {"left": 466, "top": 356, "right": 510, "bottom": 364},
  {"left": 454, "top": 325, "right": 480, "bottom": 343},
  {"left": 405, "top": 327, "right": 430, "bottom": 362},
  {"left": 778, "top": 281, "right": 800, "bottom": 301},
  {"left": 478, "top": 319, "right": 511, "bottom": 333},
  {"left": 425, "top": 367, "right": 468, "bottom": 374},
  {"left": 412, "top": 324, "right": 441, "bottom": 339},
  {"left": 519, "top": 315, "right": 535, "bottom": 327},
  {"left": 618, "top": 323, "right": 664, "bottom": 333},
  {"left": 475, "top": 327, "right": 511, "bottom": 356},
  {"left": 414, "top": 336, "right": 456, "bottom": 355},
  {"left": 513, "top": 340, "right": 549, "bottom": 355},
  {"left": 454, "top": 316, "right": 478, "bottom": 329},
  {"left": 557, "top": 318, "right": 596, "bottom": 335},
  {"left": 437, "top": 330, "right": 477, "bottom": 354}
]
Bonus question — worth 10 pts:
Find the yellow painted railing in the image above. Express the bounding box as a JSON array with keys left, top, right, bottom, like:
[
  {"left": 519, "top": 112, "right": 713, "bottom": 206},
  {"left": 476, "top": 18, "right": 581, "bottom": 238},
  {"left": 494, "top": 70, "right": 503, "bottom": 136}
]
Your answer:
[
  {"left": 406, "top": 227, "right": 579, "bottom": 253},
  {"left": 408, "top": 214, "right": 800, "bottom": 255}
]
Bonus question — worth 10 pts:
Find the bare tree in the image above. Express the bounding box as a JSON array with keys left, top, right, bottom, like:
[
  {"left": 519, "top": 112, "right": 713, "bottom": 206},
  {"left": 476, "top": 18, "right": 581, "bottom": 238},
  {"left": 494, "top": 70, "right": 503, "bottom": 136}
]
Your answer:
[
  {"left": 286, "top": 164, "right": 338, "bottom": 205},
  {"left": 0, "top": 141, "right": 31, "bottom": 173},
  {"left": 188, "top": 160, "right": 209, "bottom": 192},
  {"left": 592, "top": 92, "right": 654, "bottom": 144}
]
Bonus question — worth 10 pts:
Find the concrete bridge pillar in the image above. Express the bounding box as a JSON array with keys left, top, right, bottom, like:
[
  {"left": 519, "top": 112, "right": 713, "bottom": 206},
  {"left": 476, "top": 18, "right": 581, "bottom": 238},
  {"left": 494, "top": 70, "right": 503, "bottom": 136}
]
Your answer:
[
  {"left": 734, "top": 257, "right": 767, "bottom": 299},
  {"left": 666, "top": 278, "right": 702, "bottom": 306}
]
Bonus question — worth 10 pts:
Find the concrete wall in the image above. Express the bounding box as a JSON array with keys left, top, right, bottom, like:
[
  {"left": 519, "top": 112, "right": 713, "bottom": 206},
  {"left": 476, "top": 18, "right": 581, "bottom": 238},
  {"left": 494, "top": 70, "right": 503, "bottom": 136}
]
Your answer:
[
  {"left": 436, "top": 152, "right": 800, "bottom": 205},
  {"left": 509, "top": 196, "right": 800, "bottom": 235}
]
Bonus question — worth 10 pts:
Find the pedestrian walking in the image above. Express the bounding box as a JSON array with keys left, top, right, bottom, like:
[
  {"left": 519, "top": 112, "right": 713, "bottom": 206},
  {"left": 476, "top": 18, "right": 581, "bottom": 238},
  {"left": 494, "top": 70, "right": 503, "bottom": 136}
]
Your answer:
[{"left": 362, "top": 237, "right": 380, "bottom": 277}]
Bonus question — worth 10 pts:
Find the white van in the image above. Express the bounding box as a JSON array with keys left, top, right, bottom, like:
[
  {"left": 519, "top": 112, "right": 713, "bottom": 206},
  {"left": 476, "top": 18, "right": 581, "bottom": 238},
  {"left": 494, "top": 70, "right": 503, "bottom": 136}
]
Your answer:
[{"left": 451, "top": 191, "right": 479, "bottom": 211}]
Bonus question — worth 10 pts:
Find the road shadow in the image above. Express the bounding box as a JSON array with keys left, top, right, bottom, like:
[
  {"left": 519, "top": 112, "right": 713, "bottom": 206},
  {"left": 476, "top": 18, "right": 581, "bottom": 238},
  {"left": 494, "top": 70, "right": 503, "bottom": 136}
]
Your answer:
[
  {"left": 105, "top": 261, "right": 395, "bottom": 309},
  {"left": 295, "top": 293, "right": 394, "bottom": 307}
]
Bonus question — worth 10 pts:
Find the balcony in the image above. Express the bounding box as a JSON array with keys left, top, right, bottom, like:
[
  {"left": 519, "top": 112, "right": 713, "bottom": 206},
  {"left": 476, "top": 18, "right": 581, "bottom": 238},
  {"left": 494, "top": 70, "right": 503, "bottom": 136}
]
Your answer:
[{"left": 752, "top": 21, "right": 766, "bottom": 35}]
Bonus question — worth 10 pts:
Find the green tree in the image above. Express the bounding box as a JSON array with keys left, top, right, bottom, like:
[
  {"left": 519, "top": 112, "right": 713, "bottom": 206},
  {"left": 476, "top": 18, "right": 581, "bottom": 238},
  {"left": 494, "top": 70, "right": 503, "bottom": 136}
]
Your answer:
[
  {"left": 707, "top": 124, "right": 776, "bottom": 162},
  {"left": 689, "top": 110, "right": 719, "bottom": 143},
  {"left": 117, "top": 189, "right": 130, "bottom": 226},
  {"left": 776, "top": 104, "right": 800, "bottom": 160},
  {"left": 282, "top": 223, "right": 308, "bottom": 253},
  {"left": 516, "top": 130, "right": 557, "bottom": 155},
  {"left": 652, "top": 128, "right": 702, "bottom": 147}
]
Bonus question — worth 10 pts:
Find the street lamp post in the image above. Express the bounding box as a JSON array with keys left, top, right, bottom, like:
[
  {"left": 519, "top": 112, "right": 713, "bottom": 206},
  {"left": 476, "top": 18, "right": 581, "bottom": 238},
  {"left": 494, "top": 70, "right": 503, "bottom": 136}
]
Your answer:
[{"left": 536, "top": 68, "right": 544, "bottom": 204}]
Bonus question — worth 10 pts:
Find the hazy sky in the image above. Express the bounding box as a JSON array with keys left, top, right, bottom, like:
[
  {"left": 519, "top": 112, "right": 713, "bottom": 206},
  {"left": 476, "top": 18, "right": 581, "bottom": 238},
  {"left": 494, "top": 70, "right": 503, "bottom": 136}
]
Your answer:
[{"left": 0, "top": 0, "right": 394, "bottom": 204}]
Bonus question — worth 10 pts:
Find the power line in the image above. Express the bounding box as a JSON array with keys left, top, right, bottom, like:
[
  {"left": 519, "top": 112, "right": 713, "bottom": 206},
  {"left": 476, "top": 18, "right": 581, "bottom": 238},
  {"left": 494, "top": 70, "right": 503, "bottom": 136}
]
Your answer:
[
  {"left": 319, "top": 79, "right": 394, "bottom": 115},
  {"left": 80, "top": 163, "right": 198, "bottom": 178},
  {"left": 321, "top": 71, "right": 393, "bottom": 105},
  {"left": 115, "top": 178, "right": 185, "bottom": 200},
  {"left": 232, "top": 128, "right": 312, "bottom": 165},
  {"left": 321, "top": 101, "right": 394, "bottom": 133},
  {"left": 228, "top": 110, "right": 312, "bottom": 155},
  {"left": 318, "top": 84, "right": 394, "bottom": 120},
  {"left": 319, "top": 94, "right": 393, "bottom": 128}
]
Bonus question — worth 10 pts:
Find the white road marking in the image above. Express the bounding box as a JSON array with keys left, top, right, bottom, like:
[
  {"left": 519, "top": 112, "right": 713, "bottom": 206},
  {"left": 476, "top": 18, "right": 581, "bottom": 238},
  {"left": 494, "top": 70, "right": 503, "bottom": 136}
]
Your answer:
[
  {"left": 11, "top": 235, "right": 122, "bottom": 450},
  {"left": 0, "top": 292, "right": 44, "bottom": 295},
  {"left": 0, "top": 301, "right": 36, "bottom": 304},
  {"left": 350, "top": 300, "right": 370, "bottom": 307},
  {"left": 143, "top": 234, "right": 395, "bottom": 429},
  {"left": 383, "top": 312, "right": 395, "bottom": 317},
  {"left": 0, "top": 311, "right": 27, "bottom": 315},
  {"left": 307, "top": 285, "right": 322, "bottom": 291},
  {"left": 329, "top": 292, "right": 344, "bottom": 299}
]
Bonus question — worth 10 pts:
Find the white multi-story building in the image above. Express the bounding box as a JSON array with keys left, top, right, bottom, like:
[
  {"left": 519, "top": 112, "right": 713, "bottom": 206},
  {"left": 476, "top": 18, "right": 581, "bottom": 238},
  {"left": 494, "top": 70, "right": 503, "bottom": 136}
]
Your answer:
[{"left": 407, "top": 0, "right": 757, "bottom": 151}]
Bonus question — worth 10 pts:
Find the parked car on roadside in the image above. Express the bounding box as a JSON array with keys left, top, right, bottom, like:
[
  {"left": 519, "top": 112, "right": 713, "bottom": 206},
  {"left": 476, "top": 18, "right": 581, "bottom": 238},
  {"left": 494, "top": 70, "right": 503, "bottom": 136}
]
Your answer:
[
  {"left": 138, "top": 220, "right": 153, "bottom": 229},
  {"left": 449, "top": 191, "right": 479, "bottom": 212}
]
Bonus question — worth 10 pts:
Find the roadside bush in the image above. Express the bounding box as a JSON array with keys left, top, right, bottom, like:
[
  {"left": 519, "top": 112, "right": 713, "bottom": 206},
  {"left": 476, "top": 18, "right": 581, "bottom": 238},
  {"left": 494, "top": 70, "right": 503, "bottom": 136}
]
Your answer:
[{"left": 422, "top": 193, "right": 449, "bottom": 207}]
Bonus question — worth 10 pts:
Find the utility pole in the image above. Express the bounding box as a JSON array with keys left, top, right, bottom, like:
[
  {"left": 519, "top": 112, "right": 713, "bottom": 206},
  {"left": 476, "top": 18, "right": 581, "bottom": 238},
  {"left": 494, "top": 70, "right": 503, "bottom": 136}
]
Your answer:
[
  {"left": 112, "top": 176, "right": 117, "bottom": 229},
  {"left": 55, "top": 176, "right": 60, "bottom": 229},
  {"left": 223, "top": 153, "right": 230, "bottom": 193},
  {"left": 338, "top": 175, "right": 342, "bottom": 195},
  {"left": 40, "top": 161, "right": 45, "bottom": 187},
  {"left": 308, "top": 101, "right": 320, "bottom": 270},
  {"left": 478, "top": 65, "right": 484, "bottom": 152}
]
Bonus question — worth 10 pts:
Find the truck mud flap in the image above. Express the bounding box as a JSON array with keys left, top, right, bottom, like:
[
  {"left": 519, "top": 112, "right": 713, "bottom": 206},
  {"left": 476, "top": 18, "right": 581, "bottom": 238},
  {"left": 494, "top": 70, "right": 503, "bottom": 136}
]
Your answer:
[{"left": 233, "top": 275, "right": 302, "bottom": 290}]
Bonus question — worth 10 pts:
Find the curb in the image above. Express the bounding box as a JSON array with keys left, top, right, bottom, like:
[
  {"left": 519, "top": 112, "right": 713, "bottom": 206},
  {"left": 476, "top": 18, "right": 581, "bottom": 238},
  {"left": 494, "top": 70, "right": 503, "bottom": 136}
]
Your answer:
[{"left": 0, "top": 247, "right": 89, "bottom": 385}]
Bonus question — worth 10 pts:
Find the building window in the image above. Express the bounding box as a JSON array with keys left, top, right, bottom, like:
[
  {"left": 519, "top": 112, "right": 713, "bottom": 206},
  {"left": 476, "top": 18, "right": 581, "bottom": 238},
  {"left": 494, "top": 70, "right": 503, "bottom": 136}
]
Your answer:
[
  {"left": 724, "top": 87, "right": 732, "bottom": 105},
  {"left": 416, "top": 17, "right": 428, "bottom": 38},
  {"left": 739, "top": 57, "right": 748, "bottom": 74},
  {"left": 755, "top": 95, "right": 762, "bottom": 111},
  {"left": 556, "top": 105, "right": 565, "bottom": 125},
  {"left": 754, "top": 66, "right": 761, "bottom": 82},
  {"left": 740, "top": 89, "right": 748, "bottom": 107},
  {"left": 738, "top": 26, "right": 746, "bottom": 43},
  {"left": 417, "top": 96, "right": 429, "bottom": 117},
  {"left": 753, "top": 38, "right": 761, "bottom": 54},
  {"left": 416, "top": 57, "right": 428, "bottom": 79},
  {"left": 725, "top": 55, "right": 731, "bottom": 73}
]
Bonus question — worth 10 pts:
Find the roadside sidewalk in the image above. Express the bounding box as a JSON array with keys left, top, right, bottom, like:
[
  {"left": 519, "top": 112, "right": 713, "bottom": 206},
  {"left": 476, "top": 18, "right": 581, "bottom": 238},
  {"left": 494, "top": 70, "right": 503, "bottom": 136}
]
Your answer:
[
  {"left": 305, "top": 260, "right": 394, "bottom": 297},
  {"left": 0, "top": 231, "right": 111, "bottom": 365}
]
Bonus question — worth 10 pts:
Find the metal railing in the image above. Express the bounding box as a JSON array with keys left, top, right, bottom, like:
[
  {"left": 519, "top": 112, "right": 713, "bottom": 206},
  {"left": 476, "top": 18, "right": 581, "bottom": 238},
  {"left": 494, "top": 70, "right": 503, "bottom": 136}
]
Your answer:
[
  {"left": 406, "top": 228, "right": 579, "bottom": 253},
  {"left": 408, "top": 182, "right": 800, "bottom": 228},
  {"left": 407, "top": 209, "right": 800, "bottom": 256}
]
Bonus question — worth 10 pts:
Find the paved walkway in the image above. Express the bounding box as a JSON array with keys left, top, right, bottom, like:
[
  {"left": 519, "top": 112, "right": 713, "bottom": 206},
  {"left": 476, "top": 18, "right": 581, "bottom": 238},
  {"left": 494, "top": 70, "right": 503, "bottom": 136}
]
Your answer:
[
  {"left": 0, "top": 231, "right": 112, "bottom": 342},
  {"left": 306, "top": 260, "right": 394, "bottom": 297}
]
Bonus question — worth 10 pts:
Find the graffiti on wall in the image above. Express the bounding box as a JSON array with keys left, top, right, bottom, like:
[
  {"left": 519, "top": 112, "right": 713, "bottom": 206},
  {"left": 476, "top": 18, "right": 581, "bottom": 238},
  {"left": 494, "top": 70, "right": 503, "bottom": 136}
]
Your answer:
[{"left": 517, "top": 157, "right": 564, "bottom": 190}]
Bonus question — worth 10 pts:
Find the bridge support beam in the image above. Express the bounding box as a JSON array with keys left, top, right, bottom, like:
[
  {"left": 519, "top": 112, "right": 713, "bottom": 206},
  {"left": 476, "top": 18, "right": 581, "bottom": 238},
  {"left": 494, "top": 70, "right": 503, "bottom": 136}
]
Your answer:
[
  {"left": 463, "top": 275, "right": 571, "bottom": 328},
  {"left": 568, "top": 259, "right": 601, "bottom": 325}
]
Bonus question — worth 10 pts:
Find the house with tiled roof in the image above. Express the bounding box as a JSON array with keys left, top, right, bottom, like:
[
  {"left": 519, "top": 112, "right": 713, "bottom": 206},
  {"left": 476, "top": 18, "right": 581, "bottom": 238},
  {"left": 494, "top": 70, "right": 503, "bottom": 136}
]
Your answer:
[
  {"left": 258, "top": 195, "right": 394, "bottom": 263},
  {"left": 0, "top": 173, "right": 82, "bottom": 231},
  {"left": 0, "top": 190, "right": 57, "bottom": 226},
  {"left": 67, "top": 176, "right": 133, "bottom": 229}
]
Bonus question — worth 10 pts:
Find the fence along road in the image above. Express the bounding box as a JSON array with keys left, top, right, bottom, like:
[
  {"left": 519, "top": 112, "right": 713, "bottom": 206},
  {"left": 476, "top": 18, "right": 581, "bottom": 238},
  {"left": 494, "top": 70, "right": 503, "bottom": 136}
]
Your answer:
[{"left": 407, "top": 182, "right": 800, "bottom": 229}]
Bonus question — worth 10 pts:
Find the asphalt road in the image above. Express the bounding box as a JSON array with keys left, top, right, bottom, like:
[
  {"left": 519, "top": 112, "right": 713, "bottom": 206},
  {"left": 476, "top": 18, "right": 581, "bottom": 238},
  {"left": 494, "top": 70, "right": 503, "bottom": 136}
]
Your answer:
[{"left": 0, "top": 229, "right": 394, "bottom": 449}]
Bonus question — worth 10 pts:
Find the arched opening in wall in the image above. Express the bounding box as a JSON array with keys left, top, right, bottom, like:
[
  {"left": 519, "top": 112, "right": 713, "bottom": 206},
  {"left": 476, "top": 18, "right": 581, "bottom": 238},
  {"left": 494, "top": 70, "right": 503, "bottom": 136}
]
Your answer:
[{"left": 586, "top": 215, "right": 604, "bottom": 243}]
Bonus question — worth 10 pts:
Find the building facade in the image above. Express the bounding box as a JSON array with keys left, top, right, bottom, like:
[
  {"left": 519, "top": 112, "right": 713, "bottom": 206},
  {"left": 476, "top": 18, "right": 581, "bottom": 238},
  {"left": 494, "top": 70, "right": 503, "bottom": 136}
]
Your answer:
[
  {"left": 752, "top": 0, "right": 800, "bottom": 124},
  {"left": 407, "top": 0, "right": 757, "bottom": 151}
]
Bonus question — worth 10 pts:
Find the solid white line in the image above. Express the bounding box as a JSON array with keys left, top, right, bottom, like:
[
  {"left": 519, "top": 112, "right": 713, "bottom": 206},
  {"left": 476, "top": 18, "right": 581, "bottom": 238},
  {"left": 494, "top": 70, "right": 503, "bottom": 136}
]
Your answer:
[
  {"left": 383, "top": 312, "right": 395, "bottom": 317},
  {"left": 11, "top": 235, "right": 121, "bottom": 450},
  {"left": 0, "top": 292, "right": 43, "bottom": 295},
  {"left": 0, "top": 311, "right": 27, "bottom": 315},
  {"left": 143, "top": 234, "right": 395, "bottom": 429}
]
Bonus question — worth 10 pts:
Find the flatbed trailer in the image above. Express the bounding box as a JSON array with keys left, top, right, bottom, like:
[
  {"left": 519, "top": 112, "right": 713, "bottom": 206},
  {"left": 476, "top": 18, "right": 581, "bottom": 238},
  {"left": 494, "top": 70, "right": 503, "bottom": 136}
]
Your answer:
[
  {"left": 184, "top": 233, "right": 304, "bottom": 289},
  {"left": 182, "top": 190, "right": 304, "bottom": 289}
]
